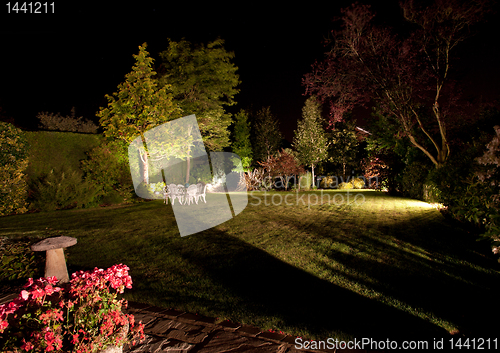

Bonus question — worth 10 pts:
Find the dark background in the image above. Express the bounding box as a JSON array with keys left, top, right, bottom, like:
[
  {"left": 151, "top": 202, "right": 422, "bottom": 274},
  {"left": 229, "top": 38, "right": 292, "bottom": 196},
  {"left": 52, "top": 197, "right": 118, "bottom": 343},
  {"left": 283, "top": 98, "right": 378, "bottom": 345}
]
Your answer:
[{"left": 1, "top": 1, "right": 499, "bottom": 142}]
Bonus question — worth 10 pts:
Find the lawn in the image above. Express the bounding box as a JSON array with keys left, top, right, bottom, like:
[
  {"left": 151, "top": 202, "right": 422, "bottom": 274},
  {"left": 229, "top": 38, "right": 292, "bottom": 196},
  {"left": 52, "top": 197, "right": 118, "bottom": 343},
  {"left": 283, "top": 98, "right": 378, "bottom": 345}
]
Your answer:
[{"left": 1, "top": 190, "right": 499, "bottom": 341}]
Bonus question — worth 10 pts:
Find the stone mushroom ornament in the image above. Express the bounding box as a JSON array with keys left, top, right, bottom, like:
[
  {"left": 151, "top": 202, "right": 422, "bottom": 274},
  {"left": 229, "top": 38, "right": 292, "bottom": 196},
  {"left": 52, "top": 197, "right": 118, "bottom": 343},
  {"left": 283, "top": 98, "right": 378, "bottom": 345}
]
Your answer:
[{"left": 31, "top": 236, "right": 77, "bottom": 284}]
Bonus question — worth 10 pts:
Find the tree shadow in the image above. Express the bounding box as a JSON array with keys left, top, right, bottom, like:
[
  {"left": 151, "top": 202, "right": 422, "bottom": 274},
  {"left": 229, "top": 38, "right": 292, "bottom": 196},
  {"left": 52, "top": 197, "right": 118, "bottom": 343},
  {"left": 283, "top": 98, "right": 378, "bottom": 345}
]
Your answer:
[
  {"left": 176, "top": 227, "right": 449, "bottom": 340},
  {"left": 271, "top": 205, "right": 500, "bottom": 337}
]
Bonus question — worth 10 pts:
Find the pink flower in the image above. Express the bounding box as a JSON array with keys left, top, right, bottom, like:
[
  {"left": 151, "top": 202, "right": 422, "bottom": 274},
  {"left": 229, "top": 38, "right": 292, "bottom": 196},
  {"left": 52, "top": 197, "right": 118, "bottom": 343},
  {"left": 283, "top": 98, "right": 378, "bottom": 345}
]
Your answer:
[
  {"left": 21, "top": 339, "right": 34, "bottom": 351},
  {"left": 0, "top": 319, "right": 9, "bottom": 332},
  {"left": 20, "top": 290, "right": 29, "bottom": 301}
]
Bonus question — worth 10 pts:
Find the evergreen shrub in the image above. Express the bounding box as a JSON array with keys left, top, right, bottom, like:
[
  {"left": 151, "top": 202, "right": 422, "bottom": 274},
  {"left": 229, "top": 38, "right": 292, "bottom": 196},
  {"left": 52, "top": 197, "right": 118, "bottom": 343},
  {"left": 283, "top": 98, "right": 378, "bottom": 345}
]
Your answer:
[
  {"left": 29, "top": 167, "right": 98, "bottom": 211},
  {"left": 0, "top": 122, "right": 30, "bottom": 216}
]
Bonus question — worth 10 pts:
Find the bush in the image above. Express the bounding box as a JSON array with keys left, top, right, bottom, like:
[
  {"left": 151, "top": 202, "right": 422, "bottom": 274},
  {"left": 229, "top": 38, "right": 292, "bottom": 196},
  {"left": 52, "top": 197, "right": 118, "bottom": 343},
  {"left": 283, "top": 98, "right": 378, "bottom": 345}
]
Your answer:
[
  {"left": 29, "top": 167, "right": 99, "bottom": 211},
  {"left": 80, "top": 141, "right": 134, "bottom": 203},
  {"left": 319, "top": 176, "right": 340, "bottom": 189},
  {"left": 428, "top": 125, "right": 500, "bottom": 260},
  {"left": 37, "top": 107, "right": 98, "bottom": 133},
  {"left": 399, "top": 160, "right": 431, "bottom": 200},
  {"left": 0, "top": 237, "right": 44, "bottom": 283},
  {"left": 0, "top": 122, "right": 30, "bottom": 216},
  {"left": 299, "top": 171, "right": 313, "bottom": 190},
  {"left": 338, "top": 181, "right": 353, "bottom": 190},
  {"left": 351, "top": 177, "right": 366, "bottom": 189}
]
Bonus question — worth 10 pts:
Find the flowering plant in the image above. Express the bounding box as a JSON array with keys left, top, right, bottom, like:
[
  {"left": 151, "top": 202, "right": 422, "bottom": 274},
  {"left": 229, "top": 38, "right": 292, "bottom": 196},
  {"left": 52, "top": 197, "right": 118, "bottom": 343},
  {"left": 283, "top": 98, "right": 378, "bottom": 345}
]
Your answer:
[{"left": 0, "top": 264, "right": 145, "bottom": 352}]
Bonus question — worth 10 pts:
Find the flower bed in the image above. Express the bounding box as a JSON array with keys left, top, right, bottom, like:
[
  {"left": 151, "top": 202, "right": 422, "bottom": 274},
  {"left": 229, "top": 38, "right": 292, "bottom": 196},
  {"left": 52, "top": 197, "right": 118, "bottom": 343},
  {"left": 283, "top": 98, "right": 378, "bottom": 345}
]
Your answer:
[{"left": 0, "top": 264, "right": 145, "bottom": 352}]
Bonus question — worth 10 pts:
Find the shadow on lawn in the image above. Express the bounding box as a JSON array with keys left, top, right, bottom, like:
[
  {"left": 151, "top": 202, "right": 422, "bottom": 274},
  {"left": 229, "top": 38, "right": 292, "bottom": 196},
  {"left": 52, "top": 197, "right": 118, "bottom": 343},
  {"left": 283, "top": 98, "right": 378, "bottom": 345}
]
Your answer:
[
  {"left": 274, "top": 209, "right": 500, "bottom": 337},
  {"left": 177, "top": 227, "right": 449, "bottom": 341}
]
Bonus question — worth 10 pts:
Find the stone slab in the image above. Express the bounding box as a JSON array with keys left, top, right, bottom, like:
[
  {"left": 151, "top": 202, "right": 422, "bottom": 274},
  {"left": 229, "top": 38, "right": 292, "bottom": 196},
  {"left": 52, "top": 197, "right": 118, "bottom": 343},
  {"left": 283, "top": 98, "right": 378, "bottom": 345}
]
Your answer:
[
  {"left": 31, "top": 236, "right": 77, "bottom": 251},
  {"left": 166, "top": 329, "right": 209, "bottom": 344},
  {"left": 197, "top": 329, "right": 278, "bottom": 353},
  {"left": 235, "top": 324, "right": 262, "bottom": 337},
  {"left": 258, "top": 330, "right": 287, "bottom": 342}
]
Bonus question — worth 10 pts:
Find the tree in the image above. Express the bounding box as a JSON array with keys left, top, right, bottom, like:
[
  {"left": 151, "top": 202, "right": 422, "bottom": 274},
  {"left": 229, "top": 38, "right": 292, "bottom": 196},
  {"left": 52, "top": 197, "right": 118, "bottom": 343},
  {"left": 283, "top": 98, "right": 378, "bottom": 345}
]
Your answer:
[
  {"left": 158, "top": 38, "right": 240, "bottom": 152},
  {"left": 97, "top": 43, "right": 182, "bottom": 184},
  {"left": 293, "top": 96, "right": 329, "bottom": 188},
  {"left": 327, "top": 121, "right": 360, "bottom": 182},
  {"left": 303, "top": 0, "right": 491, "bottom": 168},
  {"left": 252, "top": 106, "right": 282, "bottom": 163},
  {"left": 231, "top": 109, "right": 253, "bottom": 172},
  {"left": 258, "top": 149, "right": 305, "bottom": 191}
]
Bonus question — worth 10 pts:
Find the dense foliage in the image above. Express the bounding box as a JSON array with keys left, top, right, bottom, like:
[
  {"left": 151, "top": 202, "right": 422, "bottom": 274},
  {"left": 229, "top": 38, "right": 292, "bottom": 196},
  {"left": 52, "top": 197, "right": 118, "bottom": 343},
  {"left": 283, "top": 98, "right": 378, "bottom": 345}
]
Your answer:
[
  {"left": 252, "top": 106, "right": 282, "bottom": 163},
  {"left": 304, "top": 0, "right": 491, "bottom": 168},
  {"left": 158, "top": 38, "right": 240, "bottom": 152},
  {"left": 0, "top": 122, "right": 30, "bottom": 216},
  {"left": 293, "top": 96, "right": 329, "bottom": 188},
  {"left": 80, "top": 141, "right": 135, "bottom": 205},
  {"left": 37, "top": 107, "right": 98, "bottom": 133},
  {"left": 29, "top": 167, "right": 98, "bottom": 212}
]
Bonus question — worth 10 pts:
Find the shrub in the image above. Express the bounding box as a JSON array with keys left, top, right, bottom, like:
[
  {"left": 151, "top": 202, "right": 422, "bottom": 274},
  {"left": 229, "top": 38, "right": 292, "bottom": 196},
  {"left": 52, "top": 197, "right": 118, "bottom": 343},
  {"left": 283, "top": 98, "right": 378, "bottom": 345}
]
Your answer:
[
  {"left": 399, "top": 160, "right": 431, "bottom": 200},
  {"left": 428, "top": 125, "right": 500, "bottom": 260},
  {"left": 244, "top": 168, "right": 265, "bottom": 191},
  {"left": 0, "top": 122, "right": 30, "bottom": 216},
  {"left": 299, "top": 171, "right": 313, "bottom": 190},
  {"left": 351, "top": 177, "right": 366, "bottom": 189},
  {"left": 0, "top": 265, "right": 145, "bottom": 352},
  {"left": 37, "top": 107, "right": 98, "bottom": 133},
  {"left": 338, "top": 181, "right": 353, "bottom": 190},
  {"left": 80, "top": 141, "right": 134, "bottom": 203},
  {"left": 29, "top": 167, "right": 99, "bottom": 211},
  {"left": 0, "top": 237, "right": 44, "bottom": 283},
  {"left": 320, "top": 176, "right": 339, "bottom": 189}
]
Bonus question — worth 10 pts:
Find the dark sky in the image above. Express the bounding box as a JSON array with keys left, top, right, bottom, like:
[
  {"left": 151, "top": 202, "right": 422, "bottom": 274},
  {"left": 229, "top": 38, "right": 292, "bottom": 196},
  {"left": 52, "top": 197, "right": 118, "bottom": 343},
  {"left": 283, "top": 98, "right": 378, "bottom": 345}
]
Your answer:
[{"left": 1, "top": 1, "right": 499, "bottom": 142}]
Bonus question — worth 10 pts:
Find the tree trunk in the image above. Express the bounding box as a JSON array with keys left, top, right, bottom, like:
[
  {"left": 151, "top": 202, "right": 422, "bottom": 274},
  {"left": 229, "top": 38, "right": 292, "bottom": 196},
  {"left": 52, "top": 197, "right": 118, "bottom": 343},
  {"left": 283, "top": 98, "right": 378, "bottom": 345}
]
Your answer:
[
  {"left": 139, "top": 150, "right": 149, "bottom": 184},
  {"left": 311, "top": 164, "right": 315, "bottom": 189},
  {"left": 185, "top": 156, "right": 191, "bottom": 184}
]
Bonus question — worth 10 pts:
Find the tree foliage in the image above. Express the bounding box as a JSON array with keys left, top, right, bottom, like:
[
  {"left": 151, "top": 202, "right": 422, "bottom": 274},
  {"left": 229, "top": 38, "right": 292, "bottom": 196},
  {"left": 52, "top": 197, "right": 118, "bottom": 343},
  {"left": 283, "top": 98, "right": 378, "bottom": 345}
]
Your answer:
[
  {"left": 97, "top": 43, "right": 180, "bottom": 145},
  {"left": 327, "top": 121, "right": 359, "bottom": 181},
  {"left": 231, "top": 109, "right": 253, "bottom": 171},
  {"left": 258, "top": 149, "right": 305, "bottom": 190},
  {"left": 37, "top": 107, "right": 98, "bottom": 133},
  {"left": 0, "top": 122, "right": 30, "bottom": 215},
  {"left": 158, "top": 38, "right": 240, "bottom": 152},
  {"left": 304, "top": 0, "right": 491, "bottom": 168},
  {"left": 97, "top": 43, "right": 182, "bottom": 184},
  {"left": 252, "top": 106, "right": 282, "bottom": 163},
  {"left": 293, "top": 96, "right": 329, "bottom": 186}
]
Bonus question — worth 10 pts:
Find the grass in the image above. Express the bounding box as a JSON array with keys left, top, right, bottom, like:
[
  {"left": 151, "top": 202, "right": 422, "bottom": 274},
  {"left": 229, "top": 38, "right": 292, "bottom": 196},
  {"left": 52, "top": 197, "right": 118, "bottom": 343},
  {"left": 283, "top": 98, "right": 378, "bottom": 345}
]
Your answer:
[{"left": 1, "top": 190, "right": 499, "bottom": 341}]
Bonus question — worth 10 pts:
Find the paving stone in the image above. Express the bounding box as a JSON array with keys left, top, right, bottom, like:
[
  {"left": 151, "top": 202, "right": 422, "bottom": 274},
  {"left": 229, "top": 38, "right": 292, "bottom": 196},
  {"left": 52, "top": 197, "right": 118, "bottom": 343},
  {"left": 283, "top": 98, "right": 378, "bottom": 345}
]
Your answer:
[
  {"left": 159, "top": 340, "right": 196, "bottom": 352},
  {"left": 192, "top": 314, "right": 218, "bottom": 325},
  {"left": 143, "top": 305, "right": 171, "bottom": 314},
  {"left": 218, "top": 320, "right": 241, "bottom": 330},
  {"left": 235, "top": 324, "right": 262, "bottom": 337},
  {"left": 197, "top": 329, "right": 279, "bottom": 353},
  {"left": 177, "top": 312, "right": 200, "bottom": 322},
  {"left": 258, "top": 331, "right": 287, "bottom": 343},
  {"left": 125, "top": 335, "right": 169, "bottom": 352},
  {"left": 166, "top": 329, "right": 209, "bottom": 344},
  {"left": 162, "top": 308, "right": 185, "bottom": 317},
  {"left": 281, "top": 335, "right": 298, "bottom": 345},
  {"left": 132, "top": 313, "right": 158, "bottom": 327}
]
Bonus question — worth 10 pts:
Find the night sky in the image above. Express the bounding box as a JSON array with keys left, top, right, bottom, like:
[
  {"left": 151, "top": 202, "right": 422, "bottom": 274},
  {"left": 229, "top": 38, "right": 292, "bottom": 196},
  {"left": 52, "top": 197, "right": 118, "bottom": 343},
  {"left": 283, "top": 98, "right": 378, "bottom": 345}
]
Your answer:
[{"left": 1, "top": 1, "right": 499, "bottom": 142}]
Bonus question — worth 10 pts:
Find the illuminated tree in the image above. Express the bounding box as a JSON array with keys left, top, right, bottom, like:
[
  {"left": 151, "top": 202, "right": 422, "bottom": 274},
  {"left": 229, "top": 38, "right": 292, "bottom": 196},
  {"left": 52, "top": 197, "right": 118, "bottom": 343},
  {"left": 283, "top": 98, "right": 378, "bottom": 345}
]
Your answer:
[
  {"left": 293, "top": 96, "right": 329, "bottom": 187},
  {"left": 304, "top": 0, "right": 491, "bottom": 168},
  {"left": 158, "top": 38, "right": 240, "bottom": 152},
  {"left": 97, "top": 43, "right": 182, "bottom": 184},
  {"left": 231, "top": 109, "right": 253, "bottom": 172},
  {"left": 253, "top": 106, "right": 282, "bottom": 163}
]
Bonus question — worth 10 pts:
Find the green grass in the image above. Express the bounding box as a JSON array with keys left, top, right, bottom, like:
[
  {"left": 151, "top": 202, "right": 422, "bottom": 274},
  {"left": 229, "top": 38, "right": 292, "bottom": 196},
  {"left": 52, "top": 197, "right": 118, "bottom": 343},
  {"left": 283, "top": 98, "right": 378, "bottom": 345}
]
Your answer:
[{"left": 1, "top": 190, "right": 499, "bottom": 341}]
